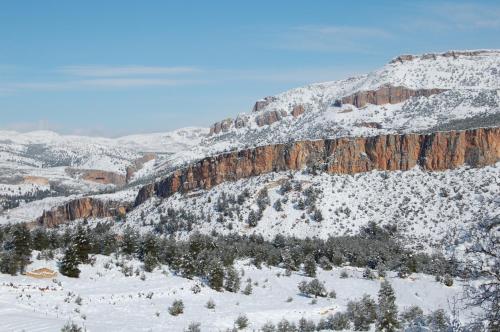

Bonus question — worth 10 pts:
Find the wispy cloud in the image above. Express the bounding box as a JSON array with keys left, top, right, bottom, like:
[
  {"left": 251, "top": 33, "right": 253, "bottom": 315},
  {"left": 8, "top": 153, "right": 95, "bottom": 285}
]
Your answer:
[
  {"left": 60, "top": 65, "right": 200, "bottom": 77},
  {"left": 434, "top": 2, "right": 500, "bottom": 29},
  {"left": 2, "top": 78, "right": 204, "bottom": 91},
  {"left": 405, "top": 2, "right": 500, "bottom": 31},
  {"left": 276, "top": 25, "right": 392, "bottom": 52},
  {"left": 0, "top": 64, "right": 204, "bottom": 93}
]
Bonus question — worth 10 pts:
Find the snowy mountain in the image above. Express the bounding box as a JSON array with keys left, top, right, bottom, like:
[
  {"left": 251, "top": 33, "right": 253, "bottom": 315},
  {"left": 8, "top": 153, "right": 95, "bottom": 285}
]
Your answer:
[
  {"left": 140, "top": 50, "right": 500, "bottom": 178},
  {"left": 0, "top": 127, "right": 207, "bottom": 212}
]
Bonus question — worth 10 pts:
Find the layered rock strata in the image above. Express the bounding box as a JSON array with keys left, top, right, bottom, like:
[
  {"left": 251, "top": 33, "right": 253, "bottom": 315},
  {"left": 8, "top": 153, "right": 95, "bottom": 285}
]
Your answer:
[
  {"left": 36, "top": 197, "right": 131, "bottom": 227},
  {"left": 135, "top": 127, "right": 499, "bottom": 206}
]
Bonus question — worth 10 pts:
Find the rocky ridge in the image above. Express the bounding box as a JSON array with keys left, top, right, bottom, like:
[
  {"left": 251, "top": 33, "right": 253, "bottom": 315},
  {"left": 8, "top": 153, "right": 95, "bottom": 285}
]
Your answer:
[{"left": 135, "top": 127, "right": 500, "bottom": 206}]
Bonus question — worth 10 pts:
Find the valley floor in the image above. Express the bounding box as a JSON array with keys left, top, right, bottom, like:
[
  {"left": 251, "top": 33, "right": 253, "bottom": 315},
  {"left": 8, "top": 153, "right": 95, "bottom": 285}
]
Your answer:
[{"left": 0, "top": 254, "right": 468, "bottom": 332}]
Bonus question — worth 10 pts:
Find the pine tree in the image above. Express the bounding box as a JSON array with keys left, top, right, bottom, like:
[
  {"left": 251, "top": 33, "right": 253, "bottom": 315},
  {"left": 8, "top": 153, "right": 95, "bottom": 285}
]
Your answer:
[
  {"left": 121, "top": 226, "right": 138, "bottom": 255},
  {"left": 31, "top": 228, "right": 50, "bottom": 251},
  {"left": 247, "top": 210, "right": 258, "bottom": 227},
  {"left": 376, "top": 281, "right": 399, "bottom": 332},
  {"left": 59, "top": 245, "right": 81, "bottom": 278},
  {"left": 73, "top": 225, "right": 91, "bottom": 264},
  {"left": 12, "top": 223, "right": 31, "bottom": 273},
  {"left": 143, "top": 252, "right": 158, "bottom": 272},
  {"left": 207, "top": 259, "right": 224, "bottom": 291},
  {"left": 303, "top": 254, "right": 317, "bottom": 277},
  {"left": 224, "top": 266, "right": 241, "bottom": 292}
]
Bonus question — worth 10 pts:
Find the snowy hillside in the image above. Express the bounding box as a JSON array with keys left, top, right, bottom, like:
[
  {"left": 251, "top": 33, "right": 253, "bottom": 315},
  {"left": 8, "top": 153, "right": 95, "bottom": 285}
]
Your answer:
[
  {"left": 0, "top": 127, "right": 207, "bottom": 215},
  {"left": 122, "top": 163, "right": 500, "bottom": 250},
  {"left": 0, "top": 255, "right": 466, "bottom": 332},
  {"left": 139, "top": 50, "right": 500, "bottom": 176}
]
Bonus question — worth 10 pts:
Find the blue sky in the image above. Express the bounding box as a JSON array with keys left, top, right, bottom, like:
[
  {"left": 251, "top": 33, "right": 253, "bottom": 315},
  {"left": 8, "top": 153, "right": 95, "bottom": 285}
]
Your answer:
[{"left": 1, "top": 0, "right": 499, "bottom": 136}]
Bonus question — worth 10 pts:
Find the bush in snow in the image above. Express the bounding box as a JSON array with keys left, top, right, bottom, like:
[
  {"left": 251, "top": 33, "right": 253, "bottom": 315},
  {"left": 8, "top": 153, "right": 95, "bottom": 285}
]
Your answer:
[
  {"left": 205, "top": 299, "right": 216, "bottom": 309},
  {"left": 298, "top": 279, "right": 327, "bottom": 298},
  {"left": 242, "top": 282, "right": 252, "bottom": 295},
  {"left": 426, "top": 309, "right": 451, "bottom": 331},
  {"left": 276, "top": 319, "right": 297, "bottom": 332},
  {"left": 346, "top": 294, "right": 377, "bottom": 330},
  {"left": 60, "top": 321, "right": 82, "bottom": 332},
  {"left": 303, "top": 254, "right": 316, "bottom": 277},
  {"left": 363, "top": 267, "right": 375, "bottom": 280},
  {"left": 261, "top": 321, "right": 276, "bottom": 332},
  {"left": 400, "top": 305, "right": 425, "bottom": 329},
  {"left": 274, "top": 199, "right": 283, "bottom": 211},
  {"left": 185, "top": 322, "right": 201, "bottom": 332},
  {"left": 234, "top": 314, "right": 249, "bottom": 329},
  {"left": 331, "top": 312, "right": 351, "bottom": 330},
  {"left": 168, "top": 299, "right": 184, "bottom": 316},
  {"left": 298, "top": 317, "right": 316, "bottom": 331},
  {"left": 443, "top": 274, "right": 454, "bottom": 287},
  {"left": 246, "top": 210, "right": 259, "bottom": 228}
]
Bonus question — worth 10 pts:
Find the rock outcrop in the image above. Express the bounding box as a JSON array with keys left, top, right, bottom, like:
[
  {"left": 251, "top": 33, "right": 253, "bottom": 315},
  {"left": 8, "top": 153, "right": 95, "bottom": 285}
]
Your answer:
[
  {"left": 126, "top": 153, "right": 156, "bottom": 182},
  {"left": 252, "top": 96, "right": 278, "bottom": 113},
  {"left": 135, "top": 127, "right": 500, "bottom": 206},
  {"left": 291, "top": 105, "right": 305, "bottom": 118},
  {"left": 66, "top": 168, "right": 127, "bottom": 186},
  {"left": 390, "top": 50, "right": 498, "bottom": 64},
  {"left": 209, "top": 118, "right": 233, "bottom": 135},
  {"left": 341, "top": 85, "right": 446, "bottom": 108},
  {"left": 255, "top": 110, "right": 288, "bottom": 127},
  {"left": 36, "top": 197, "right": 131, "bottom": 227}
]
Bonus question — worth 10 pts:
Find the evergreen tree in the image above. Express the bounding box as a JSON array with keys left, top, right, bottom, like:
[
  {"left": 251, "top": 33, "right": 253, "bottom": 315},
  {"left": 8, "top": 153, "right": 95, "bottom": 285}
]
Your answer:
[
  {"left": 303, "top": 254, "right": 317, "bottom": 277},
  {"left": 207, "top": 259, "right": 224, "bottom": 291},
  {"left": 242, "top": 282, "right": 253, "bottom": 295},
  {"left": 143, "top": 252, "right": 158, "bottom": 272},
  {"left": 347, "top": 294, "right": 377, "bottom": 330},
  {"left": 12, "top": 223, "right": 31, "bottom": 273},
  {"left": 73, "top": 225, "right": 91, "bottom": 264},
  {"left": 376, "top": 281, "right": 399, "bottom": 331},
  {"left": 59, "top": 245, "right": 81, "bottom": 278},
  {"left": 0, "top": 250, "right": 18, "bottom": 275},
  {"left": 224, "top": 266, "right": 241, "bottom": 292},
  {"left": 121, "top": 226, "right": 138, "bottom": 255},
  {"left": 31, "top": 228, "right": 50, "bottom": 251},
  {"left": 247, "top": 210, "right": 258, "bottom": 228}
]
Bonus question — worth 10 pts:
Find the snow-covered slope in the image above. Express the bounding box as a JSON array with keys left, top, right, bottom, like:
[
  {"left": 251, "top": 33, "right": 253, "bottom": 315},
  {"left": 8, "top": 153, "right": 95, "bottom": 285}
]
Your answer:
[
  {"left": 122, "top": 163, "right": 500, "bottom": 250},
  {"left": 0, "top": 127, "right": 207, "bottom": 210},
  {"left": 0, "top": 254, "right": 467, "bottom": 332},
  {"left": 139, "top": 50, "right": 500, "bottom": 177}
]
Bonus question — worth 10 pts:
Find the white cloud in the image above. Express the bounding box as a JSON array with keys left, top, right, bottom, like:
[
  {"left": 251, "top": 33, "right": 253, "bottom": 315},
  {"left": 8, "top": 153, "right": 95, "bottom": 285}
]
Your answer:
[
  {"left": 0, "top": 78, "right": 204, "bottom": 92},
  {"left": 406, "top": 2, "right": 500, "bottom": 31},
  {"left": 276, "top": 25, "right": 392, "bottom": 52},
  {"left": 60, "top": 65, "right": 200, "bottom": 77}
]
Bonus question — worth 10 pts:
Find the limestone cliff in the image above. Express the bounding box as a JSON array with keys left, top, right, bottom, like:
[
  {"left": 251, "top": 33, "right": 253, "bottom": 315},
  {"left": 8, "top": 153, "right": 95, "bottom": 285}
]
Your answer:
[
  {"left": 35, "top": 197, "right": 131, "bottom": 227},
  {"left": 135, "top": 127, "right": 500, "bottom": 205},
  {"left": 341, "top": 85, "right": 446, "bottom": 108}
]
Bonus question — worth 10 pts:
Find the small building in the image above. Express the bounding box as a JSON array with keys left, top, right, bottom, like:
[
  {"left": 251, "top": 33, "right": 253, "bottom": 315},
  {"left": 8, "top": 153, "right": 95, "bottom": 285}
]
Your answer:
[{"left": 26, "top": 268, "right": 57, "bottom": 279}]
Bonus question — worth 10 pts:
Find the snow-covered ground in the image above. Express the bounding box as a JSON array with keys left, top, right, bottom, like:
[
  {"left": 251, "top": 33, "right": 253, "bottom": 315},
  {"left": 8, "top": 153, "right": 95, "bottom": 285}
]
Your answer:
[
  {"left": 0, "top": 254, "right": 466, "bottom": 332},
  {"left": 125, "top": 163, "right": 500, "bottom": 250}
]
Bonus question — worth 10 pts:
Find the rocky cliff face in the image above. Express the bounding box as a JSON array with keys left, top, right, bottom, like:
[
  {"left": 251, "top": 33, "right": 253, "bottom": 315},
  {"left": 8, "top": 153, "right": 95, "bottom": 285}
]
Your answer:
[
  {"left": 35, "top": 197, "right": 131, "bottom": 227},
  {"left": 341, "top": 85, "right": 446, "bottom": 108},
  {"left": 390, "top": 50, "right": 497, "bottom": 64},
  {"left": 135, "top": 127, "right": 500, "bottom": 205}
]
